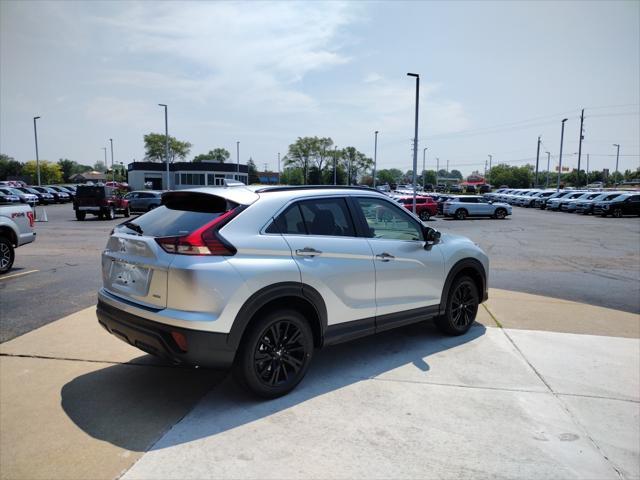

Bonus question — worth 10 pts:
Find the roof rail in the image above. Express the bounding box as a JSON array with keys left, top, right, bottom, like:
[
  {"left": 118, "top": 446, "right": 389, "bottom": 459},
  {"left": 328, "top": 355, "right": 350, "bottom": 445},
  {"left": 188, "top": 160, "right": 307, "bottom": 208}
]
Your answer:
[{"left": 254, "top": 185, "right": 375, "bottom": 193}]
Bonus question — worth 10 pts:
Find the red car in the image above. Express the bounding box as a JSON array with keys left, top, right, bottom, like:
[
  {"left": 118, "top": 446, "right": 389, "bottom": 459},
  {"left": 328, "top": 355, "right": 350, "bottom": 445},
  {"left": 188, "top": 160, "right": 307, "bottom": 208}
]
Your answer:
[{"left": 396, "top": 195, "right": 438, "bottom": 221}]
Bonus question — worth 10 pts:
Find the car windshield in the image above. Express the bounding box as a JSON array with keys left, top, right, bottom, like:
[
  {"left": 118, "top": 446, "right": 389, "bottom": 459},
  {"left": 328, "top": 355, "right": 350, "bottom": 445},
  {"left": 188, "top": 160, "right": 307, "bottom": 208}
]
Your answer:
[{"left": 608, "top": 194, "right": 632, "bottom": 202}]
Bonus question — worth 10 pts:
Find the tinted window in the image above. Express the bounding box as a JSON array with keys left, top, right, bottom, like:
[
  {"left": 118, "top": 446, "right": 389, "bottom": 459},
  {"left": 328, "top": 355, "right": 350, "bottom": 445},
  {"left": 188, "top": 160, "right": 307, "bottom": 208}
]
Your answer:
[
  {"left": 267, "top": 204, "right": 306, "bottom": 235},
  {"left": 298, "top": 198, "right": 356, "bottom": 237},
  {"left": 117, "top": 194, "right": 235, "bottom": 237},
  {"left": 356, "top": 197, "right": 422, "bottom": 241},
  {"left": 628, "top": 195, "right": 640, "bottom": 201}
]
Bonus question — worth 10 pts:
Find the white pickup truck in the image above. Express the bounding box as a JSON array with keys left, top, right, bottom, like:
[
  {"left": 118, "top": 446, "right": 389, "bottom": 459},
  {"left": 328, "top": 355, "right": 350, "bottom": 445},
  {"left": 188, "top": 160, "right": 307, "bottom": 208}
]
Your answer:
[{"left": 0, "top": 204, "right": 36, "bottom": 274}]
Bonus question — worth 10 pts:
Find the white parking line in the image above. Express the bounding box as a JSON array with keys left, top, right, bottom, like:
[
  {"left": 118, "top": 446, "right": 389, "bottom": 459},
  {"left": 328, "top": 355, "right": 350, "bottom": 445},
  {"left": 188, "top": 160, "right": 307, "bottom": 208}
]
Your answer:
[{"left": 0, "top": 269, "right": 39, "bottom": 281}]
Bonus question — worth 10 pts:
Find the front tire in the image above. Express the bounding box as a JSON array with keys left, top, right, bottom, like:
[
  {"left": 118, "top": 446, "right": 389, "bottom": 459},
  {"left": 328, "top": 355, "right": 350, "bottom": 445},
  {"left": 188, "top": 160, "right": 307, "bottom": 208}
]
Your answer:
[
  {"left": 123, "top": 207, "right": 130, "bottom": 218},
  {"left": 75, "top": 211, "right": 86, "bottom": 221},
  {"left": 419, "top": 210, "right": 431, "bottom": 221},
  {"left": 494, "top": 208, "right": 507, "bottom": 219},
  {"left": 435, "top": 276, "right": 479, "bottom": 336},
  {"left": 0, "top": 237, "right": 15, "bottom": 274},
  {"left": 455, "top": 209, "right": 467, "bottom": 220},
  {"left": 234, "top": 309, "right": 314, "bottom": 398},
  {"left": 612, "top": 208, "right": 623, "bottom": 218},
  {"left": 105, "top": 206, "right": 116, "bottom": 220}
]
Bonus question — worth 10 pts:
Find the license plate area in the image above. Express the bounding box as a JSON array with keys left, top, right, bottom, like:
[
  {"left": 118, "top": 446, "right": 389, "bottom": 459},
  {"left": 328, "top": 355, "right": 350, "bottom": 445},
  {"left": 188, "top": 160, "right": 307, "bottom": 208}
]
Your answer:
[{"left": 109, "top": 260, "right": 152, "bottom": 297}]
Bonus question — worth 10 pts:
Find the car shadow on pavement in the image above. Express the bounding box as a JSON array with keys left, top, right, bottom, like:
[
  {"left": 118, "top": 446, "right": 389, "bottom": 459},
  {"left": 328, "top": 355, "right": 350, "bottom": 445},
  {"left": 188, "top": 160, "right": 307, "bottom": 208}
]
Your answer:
[{"left": 60, "top": 321, "right": 485, "bottom": 452}]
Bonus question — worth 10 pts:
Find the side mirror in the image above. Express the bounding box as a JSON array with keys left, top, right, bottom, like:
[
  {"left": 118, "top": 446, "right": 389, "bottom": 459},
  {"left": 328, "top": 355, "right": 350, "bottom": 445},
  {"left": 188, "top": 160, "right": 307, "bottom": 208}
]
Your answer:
[{"left": 423, "top": 226, "right": 441, "bottom": 247}]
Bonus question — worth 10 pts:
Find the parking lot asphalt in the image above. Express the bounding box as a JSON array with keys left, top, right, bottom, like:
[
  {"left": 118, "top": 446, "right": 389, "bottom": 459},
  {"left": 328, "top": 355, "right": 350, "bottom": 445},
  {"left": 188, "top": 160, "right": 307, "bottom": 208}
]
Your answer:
[{"left": 1, "top": 201, "right": 639, "bottom": 343}]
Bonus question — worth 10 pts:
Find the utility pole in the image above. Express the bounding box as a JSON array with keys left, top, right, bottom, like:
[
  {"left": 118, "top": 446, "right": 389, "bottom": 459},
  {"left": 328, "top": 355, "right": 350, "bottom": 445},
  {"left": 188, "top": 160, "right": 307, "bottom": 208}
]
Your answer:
[
  {"left": 436, "top": 157, "right": 440, "bottom": 183},
  {"left": 613, "top": 144, "right": 620, "bottom": 185},
  {"left": 333, "top": 146, "right": 338, "bottom": 185},
  {"left": 422, "top": 147, "right": 427, "bottom": 189},
  {"left": 277, "top": 152, "right": 281, "bottom": 184},
  {"left": 373, "top": 131, "right": 379, "bottom": 188},
  {"left": 488, "top": 154, "right": 492, "bottom": 185},
  {"left": 535, "top": 136, "right": 541, "bottom": 187},
  {"left": 545, "top": 151, "right": 551, "bottom": 188},
  {"left": 407, "top": 72, "right": 420, "bottom": 214},
  {"left": 158, "top": 104, "right": 170, "bottom": 190},
  {"left": 33, "top": 116, "right": 41, "bottom": 186},
  {"left": 557, "top": 118, "right": 568, "bottom": 191},
  {"left": 109, "top": 138, "right": 115, "bottom": 184},
  {"left": 576, "top": 109, "right": 584, "bottom": 187}
]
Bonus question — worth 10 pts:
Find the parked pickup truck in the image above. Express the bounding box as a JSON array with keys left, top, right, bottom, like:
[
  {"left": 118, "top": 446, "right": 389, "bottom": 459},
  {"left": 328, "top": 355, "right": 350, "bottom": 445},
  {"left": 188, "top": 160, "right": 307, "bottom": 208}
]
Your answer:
[
  {"left": 0, "top": 204, "right": 36, "bottom": 274},
  {"left": 73, "top": 185, "right": 130, "bottom": 221}
]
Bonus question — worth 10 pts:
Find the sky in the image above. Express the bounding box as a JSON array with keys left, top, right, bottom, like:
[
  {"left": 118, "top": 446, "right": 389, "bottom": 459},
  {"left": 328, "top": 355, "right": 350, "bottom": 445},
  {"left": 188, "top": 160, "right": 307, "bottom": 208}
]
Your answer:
[{"left": 1, "top": 0, "right": 639, "bottom": 177}]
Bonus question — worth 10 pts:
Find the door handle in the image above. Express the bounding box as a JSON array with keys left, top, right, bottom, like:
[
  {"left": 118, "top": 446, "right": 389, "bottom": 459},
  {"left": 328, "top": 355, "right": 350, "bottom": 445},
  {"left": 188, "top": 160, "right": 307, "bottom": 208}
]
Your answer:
[
  {"left": 376, "top": 252, "right": 395, "bottom": 262},
  {"left": 296, "top": 247, "right": 322, "bottom": 257}
]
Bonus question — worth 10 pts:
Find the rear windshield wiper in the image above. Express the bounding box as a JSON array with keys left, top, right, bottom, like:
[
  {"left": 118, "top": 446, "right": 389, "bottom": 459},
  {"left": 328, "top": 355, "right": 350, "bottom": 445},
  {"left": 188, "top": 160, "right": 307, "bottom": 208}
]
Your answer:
[{"left": 122, "top": 222, "right": 143, "bottom": 235}]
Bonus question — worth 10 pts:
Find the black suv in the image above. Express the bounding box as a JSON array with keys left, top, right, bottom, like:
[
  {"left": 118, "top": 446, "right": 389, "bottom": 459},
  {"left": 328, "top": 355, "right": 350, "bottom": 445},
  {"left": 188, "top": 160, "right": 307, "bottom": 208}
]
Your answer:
[{"left": 594, "top": 193, "right": 640, "bottom": 217}]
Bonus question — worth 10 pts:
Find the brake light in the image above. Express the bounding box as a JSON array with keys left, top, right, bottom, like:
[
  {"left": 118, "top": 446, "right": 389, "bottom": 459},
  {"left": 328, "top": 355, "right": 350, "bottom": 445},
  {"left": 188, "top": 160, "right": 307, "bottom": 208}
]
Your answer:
[
  {"left": 156, "top": 208, "right": 240, "bottom": 256},
  {"left": 27, "top": 211, "right": 35, "bottom": 227}
]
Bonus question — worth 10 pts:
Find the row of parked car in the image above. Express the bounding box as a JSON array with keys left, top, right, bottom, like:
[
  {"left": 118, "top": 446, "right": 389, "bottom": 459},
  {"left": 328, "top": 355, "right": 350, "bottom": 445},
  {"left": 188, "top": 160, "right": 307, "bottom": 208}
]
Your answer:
[
  {"left": 0, "top": 182, "right": 76, "bottom": 205},
  {"left": 484, "top": 188, "right": 640, "bottom": 217},
  {"left": 389, "top": 193, "right": 512, "bottom": 220}
]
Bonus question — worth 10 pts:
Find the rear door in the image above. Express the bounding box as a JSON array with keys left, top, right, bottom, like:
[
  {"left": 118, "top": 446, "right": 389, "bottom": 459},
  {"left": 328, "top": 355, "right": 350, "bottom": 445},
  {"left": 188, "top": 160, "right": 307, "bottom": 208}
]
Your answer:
[{"left": 272, "top": 196, "right": 377, "bottom": 327}]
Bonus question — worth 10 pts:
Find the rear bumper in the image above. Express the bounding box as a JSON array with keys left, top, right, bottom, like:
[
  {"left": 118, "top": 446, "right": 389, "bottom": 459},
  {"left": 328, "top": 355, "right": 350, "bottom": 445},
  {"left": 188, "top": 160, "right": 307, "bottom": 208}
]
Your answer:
[{"left": 96, "top": 300, "right": 236, "bottom": 368}]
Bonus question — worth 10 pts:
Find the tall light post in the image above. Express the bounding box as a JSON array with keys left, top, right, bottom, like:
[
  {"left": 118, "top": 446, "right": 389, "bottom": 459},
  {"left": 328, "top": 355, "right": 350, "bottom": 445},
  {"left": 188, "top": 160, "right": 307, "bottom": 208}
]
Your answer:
[
  {"left": 277, "top": 152, "right": 281, "bottom": 184},
  {"left": 488, "top": 154, "right": 492, "bottom": 185},
  {"left": 407, "top": 72, "right": 420, "bottom": 214},
  {"left": 33, "top": 116, "right": 41, "bottom": 186},
  {"left": 436, "top": 157, "right": 440, "bottom": 183},
  {"left": 613, "top": 144, "right": 620, "bottom": 185},
  {"left": 109, "top": 138, "right": 115, "bottom": 184},
  {"left": 101, "top": 147, "right": 107, "bottom": 173},
  {"left": 236, "top": 141, "right": 240, "bottom": 180},
  {"left": 557, "top": 118, "right": 568, "bottom": 191},
  {"left": 158, "top": 104, "right": 170, "bottom": 190},
  {"left": 333, "top": 146, "right": 338, "bottom": 185},
  {"left": 373, "top": 131, "right": 379, "bottom": 188},
  {"left": 586, "top": 153, "right": 590, "bottom": 180},
  {"left": 545, "top": 151, "right": 551, "bottom": 188},
  {"left": 422, "top": 147, "right": 427, "bottom": 189}
]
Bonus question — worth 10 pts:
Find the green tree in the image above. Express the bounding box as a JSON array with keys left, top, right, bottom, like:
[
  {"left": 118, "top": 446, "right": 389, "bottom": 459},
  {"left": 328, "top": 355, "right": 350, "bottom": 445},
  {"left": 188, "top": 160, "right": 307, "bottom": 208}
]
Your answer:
[
  {"left": 421, "top": 169, "right": 437, "bottom": 186},
  {"left": 23, "top": 160, "right": 62, "bottom": 184},
  {"left": 281, "top": 167, "right": 304, "bottom": 185},
  {"left": 193, "top": 148, "right": 230, "bottom": 163},
  {"left": 144, "top": 133, "right": 192, "bottom": 163},
  {"left": 377, "top": 168, "right": 403, "bottom": 185},
  {"left": 450, "top": 169, "right": 463, "bottom": 180},
  {"left": 284, "top": 137, "right": 316, "bottom": 184},
  {"left": 0, "top": 154, "right": 23, "bottom": 180},
  {"left": 342, "top": 146, "right": 373, "bottom": 185},
  {"left": 247, "top": 157, "right": 259, "bottom": 184},
  {"left": 93, "top": 160, "right": 107, "bottom": 172},
  {"left": 488, "top": 164, "right": 533, "bottom": 188}
]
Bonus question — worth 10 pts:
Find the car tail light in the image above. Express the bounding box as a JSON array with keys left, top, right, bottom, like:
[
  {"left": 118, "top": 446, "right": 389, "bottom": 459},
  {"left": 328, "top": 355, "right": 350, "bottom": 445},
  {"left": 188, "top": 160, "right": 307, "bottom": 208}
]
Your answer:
[
  {"left": 26, "top": 211, "right": 35, "bottom": 227},
  {"left": 156, "top": 208, "right": 240, "bottom": 256}
]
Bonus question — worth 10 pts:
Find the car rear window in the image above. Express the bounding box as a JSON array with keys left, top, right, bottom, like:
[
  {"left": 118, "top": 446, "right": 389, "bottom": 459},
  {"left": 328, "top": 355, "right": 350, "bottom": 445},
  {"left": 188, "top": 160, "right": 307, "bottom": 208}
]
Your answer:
[
  {"left": 76, "top": 186, "right": 106, "bottom": 199},
  {"left": 119, "top": 193, "right": 237, "bottom": 237}
]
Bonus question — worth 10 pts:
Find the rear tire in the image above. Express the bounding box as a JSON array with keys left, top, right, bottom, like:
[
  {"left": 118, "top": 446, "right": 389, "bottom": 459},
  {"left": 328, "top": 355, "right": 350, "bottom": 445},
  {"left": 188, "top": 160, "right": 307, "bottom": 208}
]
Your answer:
[
  {"left": 0, "top": 237, "right": 15, "bottom": 274},
  {"left": 123, "top": 207, "right": 130, "bottom": 218},
  {"left": 75, "top": 211, "right": 86, "bottom": 221},
  {"left": 455, "top": 209, "right": 467, "bottom": 220},
  {"left": 435, "top": 276, "right": 479, "bottom": 336},
  {"left": 234, "top": 309, "right": 314, "bottom": 398},
  {"left": 612, "top": 208, "right": 623, "bottom": 218},
  {"left": 419, "top": 210, "right": 431, "bottom": 221},
  {"left": 106, "top": 206, "right": 116, "bottom": 220}
]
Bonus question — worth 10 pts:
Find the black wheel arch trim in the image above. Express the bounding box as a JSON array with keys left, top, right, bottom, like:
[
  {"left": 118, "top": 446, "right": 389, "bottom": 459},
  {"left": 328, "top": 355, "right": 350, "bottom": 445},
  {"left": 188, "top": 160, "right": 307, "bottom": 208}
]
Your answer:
[
  {"left": 228, "top": 282, "right": 328, "bottom": 351},
  {"left": 439, "top": 258, "right": 488, "bottom": 313}
]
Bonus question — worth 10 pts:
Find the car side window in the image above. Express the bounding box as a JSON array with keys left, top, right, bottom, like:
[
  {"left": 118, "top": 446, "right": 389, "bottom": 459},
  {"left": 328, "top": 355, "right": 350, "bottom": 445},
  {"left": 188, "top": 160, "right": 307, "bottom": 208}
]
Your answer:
[
  {"left": 266, "top": 203, "right": 307, "bottom": 235},
  {"left": 356, "top": 197, "right": 423, "bottom": 241},
  {"left": 298, "top": 198, "right": 356, "bottom": 237}
]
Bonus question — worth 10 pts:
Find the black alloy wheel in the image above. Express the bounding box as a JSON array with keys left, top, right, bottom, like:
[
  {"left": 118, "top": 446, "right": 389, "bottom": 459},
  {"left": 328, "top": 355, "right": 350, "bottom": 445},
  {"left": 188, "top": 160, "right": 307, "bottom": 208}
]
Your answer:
[
  {"left": 419, "top": 210, "right": 431, "bottom": 221},
  {"left": 455, "top": 209, "right": 467, "bottom": 220},
  {"left": 435, "top": 276, "right": 479, "bottom": 335},
  {"left": 494, "top": 208, "right": 507, "bottom": 219},
  {"left": 235, "top": 309, "right": 313, "bottom": 398},
  {"left": 613, "top": 208, "right": 623, "bottom": 218},
  {"left": 0, "top": 237, "right": 15, "bottom": 274}
]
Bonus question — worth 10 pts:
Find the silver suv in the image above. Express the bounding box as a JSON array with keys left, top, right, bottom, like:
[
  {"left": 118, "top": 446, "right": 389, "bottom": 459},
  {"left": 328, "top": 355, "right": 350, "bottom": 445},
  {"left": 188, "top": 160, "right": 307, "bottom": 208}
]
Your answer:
[
  {"left": 443, "top": 195, "right": 511, "bottom": 220},
  {"left": 97, "top": 185, "right": 489, "bottom": 397}
]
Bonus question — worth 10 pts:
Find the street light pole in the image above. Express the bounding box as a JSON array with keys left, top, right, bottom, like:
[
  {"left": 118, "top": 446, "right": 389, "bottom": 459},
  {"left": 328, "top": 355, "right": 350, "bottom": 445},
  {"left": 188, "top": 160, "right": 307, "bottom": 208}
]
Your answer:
[
  {"left": 407, "top": 72, "right": 420, "bottom": 214},
  {"left": 422, "top": 147, "right": 427, "bottom": 189},
  {"left": 109, "top": 138, "right": 115, "bottom": 184},
  {"left": 535, "top": 136, "right": 541, "bottom": 187},
  {"left": 101, "top": 147, "right": 107, "bottom": 173},
  {"left": 557, "top": 118, "right": 568, "bottom": 191},
  {"left": 158, "top": 104, "right": 170, "bottom": 190},
  {"left": 33, "top": 116, "right": 41, "bottom": 186},
  {"left": 277, "top": 152, "right": 281, "bottom": 184},
  {"left": 613, "top": 143, "right": 620, "bottom": 185},
  {"left": 488, "top": 154, "right": 492, "bottom": 185},
  {"left": 333, "top": 146, "right": 338, "bottom": 185},
  {"left": 373, "top": 131, "right": 379, "bottom": 188},
  {"left": 586, "top": 153, "right": 590, "bottom": 180},
  {"left": 236, "top": 141, "right": 240, "bottom": 180},
  {"left": 576, "top": 109, "right": 584, "bottom": 187},
  {"left": 545, "top": 151, "right": 551, "bottom": 188}
]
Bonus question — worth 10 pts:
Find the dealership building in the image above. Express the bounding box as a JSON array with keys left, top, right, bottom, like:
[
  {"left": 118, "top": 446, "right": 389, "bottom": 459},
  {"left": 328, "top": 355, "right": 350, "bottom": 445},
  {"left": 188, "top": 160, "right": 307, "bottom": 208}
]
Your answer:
[{"left": 127, "top": 161, "right": 249, "bottom": 190}]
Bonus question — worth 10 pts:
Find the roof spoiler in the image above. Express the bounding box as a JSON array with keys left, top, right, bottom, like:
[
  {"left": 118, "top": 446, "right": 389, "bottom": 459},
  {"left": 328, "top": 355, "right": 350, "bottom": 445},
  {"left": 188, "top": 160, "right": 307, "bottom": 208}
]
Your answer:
[{"left": 223, "top": 179, "right": 246, "bottom": 188}]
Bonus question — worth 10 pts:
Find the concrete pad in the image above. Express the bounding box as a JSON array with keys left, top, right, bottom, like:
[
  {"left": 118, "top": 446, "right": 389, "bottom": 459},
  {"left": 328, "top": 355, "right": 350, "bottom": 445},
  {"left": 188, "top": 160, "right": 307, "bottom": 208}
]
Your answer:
[
  {"left": 0, "top": 306, "right": 144, "bottom": 364},
  {"left": 322, "top": 323, "right": 547, "bottom": 392},
  {"left": 506, "top": 328, "right": 640, "bottom": 401},
  {"left": 122, "top": 378, "right": 620, "bottom": 480},
  {"left": 485, "top": 289, "right": 640, "bottom": 338},
  {"left": 560, "top": 395, "right": 640, "bottom": 480},
  {"left": 0, "top": 356, "right": 225, "bottom": 480}
]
